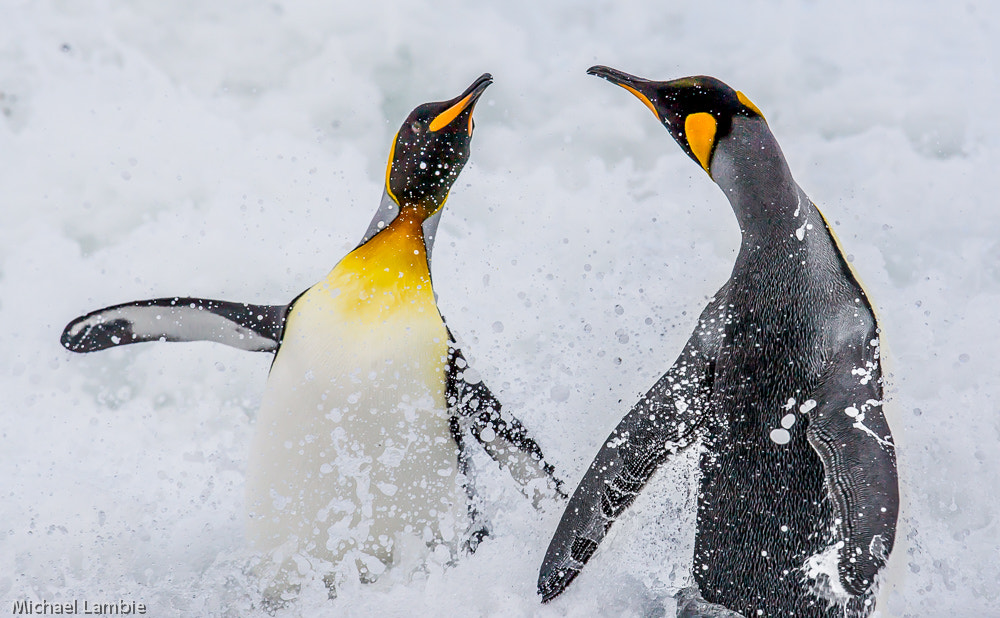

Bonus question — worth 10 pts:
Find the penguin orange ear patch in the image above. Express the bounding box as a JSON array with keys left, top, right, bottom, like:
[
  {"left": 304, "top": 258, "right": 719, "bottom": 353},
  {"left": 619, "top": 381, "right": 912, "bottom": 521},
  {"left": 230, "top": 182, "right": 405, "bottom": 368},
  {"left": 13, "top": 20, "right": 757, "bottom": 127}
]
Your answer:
[
  {"left": 684, "top": 112, "right": 717, "bottom": 174},
  {"left": 385, "top": 131, "right": 400, "bottom": 203},
  {"left": 737, "top": 91, "right": 764, "bottom": 118}
]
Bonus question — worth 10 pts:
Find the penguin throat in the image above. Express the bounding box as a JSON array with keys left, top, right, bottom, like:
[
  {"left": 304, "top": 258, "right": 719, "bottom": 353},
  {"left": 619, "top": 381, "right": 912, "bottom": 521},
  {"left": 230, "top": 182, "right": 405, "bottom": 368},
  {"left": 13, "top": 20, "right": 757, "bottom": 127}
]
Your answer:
[
  {"left": 710, "top": 118, "right": 800, "bottom": 237},
  {"left": 406, "top": 198, "right": 446, "bottom": 220},
  {"left": 394, "top": 186, "right": 450, "bottom": 216},
  {"left": 325, "top": 211, "right": 436, "bottom": 322}
]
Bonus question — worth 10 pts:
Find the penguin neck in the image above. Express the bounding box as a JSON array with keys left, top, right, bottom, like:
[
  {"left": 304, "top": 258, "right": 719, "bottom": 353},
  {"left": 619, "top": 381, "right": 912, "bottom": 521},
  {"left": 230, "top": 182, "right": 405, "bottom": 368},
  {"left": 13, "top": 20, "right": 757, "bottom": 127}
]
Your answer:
[
  {"left": 711, "top": 117, "right": 805, "bottom": 246},
  {"left": 361, "top": 190, "right": 443, "bottom": 263},
  {"left": 345, "top": 208, "right": 432, "bottom": 276},
  {"left": 324, "top": 208, "right": 437, "bottom": 321}
]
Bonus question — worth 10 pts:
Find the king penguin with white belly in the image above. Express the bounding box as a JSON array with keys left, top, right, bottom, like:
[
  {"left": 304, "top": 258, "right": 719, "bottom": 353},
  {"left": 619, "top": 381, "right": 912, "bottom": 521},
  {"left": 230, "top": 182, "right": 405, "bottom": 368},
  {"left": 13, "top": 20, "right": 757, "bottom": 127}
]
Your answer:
[
  {"left": 538, "top": 68, "right": 899, "bottom": 618},
  {"left": 62, "top": 74, "right": 564, "bottom": 592}
]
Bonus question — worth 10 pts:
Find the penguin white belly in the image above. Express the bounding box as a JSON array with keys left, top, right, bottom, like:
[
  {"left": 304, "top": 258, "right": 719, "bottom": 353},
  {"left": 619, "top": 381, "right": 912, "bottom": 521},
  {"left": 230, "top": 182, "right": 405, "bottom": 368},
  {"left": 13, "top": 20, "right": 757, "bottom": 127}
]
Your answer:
[{"left": 245, "top": 216, "right": 465, "bottom": 581}]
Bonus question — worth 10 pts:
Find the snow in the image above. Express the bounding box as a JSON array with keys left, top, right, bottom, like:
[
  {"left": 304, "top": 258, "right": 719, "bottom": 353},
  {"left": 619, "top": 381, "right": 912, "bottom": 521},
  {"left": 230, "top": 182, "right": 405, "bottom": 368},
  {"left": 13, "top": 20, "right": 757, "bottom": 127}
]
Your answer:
[
  {"left": 769, "top": 428, "right": 791, "bottom": 445},
  {"left": 2, "top": 0, "right": 999, "bottom": 616}
]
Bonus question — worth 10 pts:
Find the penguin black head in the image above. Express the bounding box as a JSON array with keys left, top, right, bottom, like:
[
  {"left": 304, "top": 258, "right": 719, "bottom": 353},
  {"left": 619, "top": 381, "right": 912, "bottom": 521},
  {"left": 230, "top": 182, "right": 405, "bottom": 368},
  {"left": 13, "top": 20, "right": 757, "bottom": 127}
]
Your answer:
[
  {"left": 385, "top": 73, "right": 493, "bottom": 217},
  {"left": 587, "top": 66, "right": 765, "bottom": 177}
]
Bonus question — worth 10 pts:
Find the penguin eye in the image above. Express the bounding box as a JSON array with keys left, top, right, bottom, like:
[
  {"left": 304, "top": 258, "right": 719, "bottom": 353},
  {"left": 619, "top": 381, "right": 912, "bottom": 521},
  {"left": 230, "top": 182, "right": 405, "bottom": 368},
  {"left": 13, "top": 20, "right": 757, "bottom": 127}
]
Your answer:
[{"left": 410, "top": 121, "right": 424, "bottom": 134}]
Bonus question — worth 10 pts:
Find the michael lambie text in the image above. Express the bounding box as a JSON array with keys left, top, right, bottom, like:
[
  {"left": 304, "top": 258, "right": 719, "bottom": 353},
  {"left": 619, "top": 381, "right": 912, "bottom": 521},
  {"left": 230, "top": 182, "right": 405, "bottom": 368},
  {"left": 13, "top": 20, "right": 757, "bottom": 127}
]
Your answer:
[{"left": 11, "top": 599, "right": 146, "bottom": 615}]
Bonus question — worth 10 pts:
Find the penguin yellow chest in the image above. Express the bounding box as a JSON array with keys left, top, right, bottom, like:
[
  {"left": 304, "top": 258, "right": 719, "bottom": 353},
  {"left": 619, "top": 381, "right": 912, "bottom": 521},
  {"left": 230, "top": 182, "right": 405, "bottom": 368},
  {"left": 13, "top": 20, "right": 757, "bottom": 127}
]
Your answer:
[{"left": 245, "top": 213, "right": 463, "bottom": 579}]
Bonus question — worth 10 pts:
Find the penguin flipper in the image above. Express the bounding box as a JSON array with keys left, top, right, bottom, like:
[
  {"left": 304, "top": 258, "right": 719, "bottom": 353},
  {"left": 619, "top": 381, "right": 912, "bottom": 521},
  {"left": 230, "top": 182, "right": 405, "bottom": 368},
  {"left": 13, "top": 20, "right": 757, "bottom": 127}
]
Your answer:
[
  {"left": 447, "top": 414, "right": 492, "bottom": 554},
  {"left": 61, "top": 297, "right": 288, "bottom": 353},
  {"left": 805, "top": 330, "right": 898, "bottom": 597},
  {"left": 537, "top": 336, "right": 715, "bottom": 603},
  {"left": 444, "top": 330, "right": 566, "bottom": 504}
]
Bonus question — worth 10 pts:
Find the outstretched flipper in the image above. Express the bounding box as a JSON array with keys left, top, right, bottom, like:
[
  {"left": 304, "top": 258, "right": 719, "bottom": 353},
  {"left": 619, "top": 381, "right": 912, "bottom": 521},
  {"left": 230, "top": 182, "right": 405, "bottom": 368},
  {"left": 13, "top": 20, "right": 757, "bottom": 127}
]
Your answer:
[
  {"left": 537, "top": 290, "right": 728, "bottom": 602},
  {"left": 61, "top": 297, "right": 288, "bottom": 353},
  {"left": 805, "top": 321, "right": 898, "bottom": 596},
  {"left": 444, "top": 329, "right": 566, "bottom": 506}
]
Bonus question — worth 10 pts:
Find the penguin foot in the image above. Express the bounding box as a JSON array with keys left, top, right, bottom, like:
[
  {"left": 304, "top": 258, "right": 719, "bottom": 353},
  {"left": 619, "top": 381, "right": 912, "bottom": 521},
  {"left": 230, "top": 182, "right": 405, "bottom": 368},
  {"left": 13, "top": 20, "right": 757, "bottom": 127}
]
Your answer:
[
  {"left": 256, "top": 587, "right": 298, "bottom": 616},
  {"left": 463, "top": 524, "right": 490, "bottom": 554},
  {"left": 322, "top": 573, "right": 339, "bottom": 599},
  {"left": 676, "top": 587, "right": 745, "bottom": 618}
]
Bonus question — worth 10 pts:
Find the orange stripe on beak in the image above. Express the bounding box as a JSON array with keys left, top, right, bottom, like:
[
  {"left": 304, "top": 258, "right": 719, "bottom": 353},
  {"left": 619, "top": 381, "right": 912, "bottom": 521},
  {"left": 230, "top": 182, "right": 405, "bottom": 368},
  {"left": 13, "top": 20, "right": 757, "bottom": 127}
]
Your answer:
[
  {"left": 429, "top": 93, "right": 474, "bottom": 132},
  {"left": 620, "top": 83, "right": 659, "bottom": 119}
]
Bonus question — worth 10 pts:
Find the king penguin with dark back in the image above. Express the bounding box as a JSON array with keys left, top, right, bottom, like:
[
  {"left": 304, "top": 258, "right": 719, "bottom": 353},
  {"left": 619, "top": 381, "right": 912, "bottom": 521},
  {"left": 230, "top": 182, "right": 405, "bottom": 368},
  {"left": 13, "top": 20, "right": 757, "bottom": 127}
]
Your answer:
[
  {"left": 538, "top": 67, "right": 899, "bottom": 618},
  {"left": 62, "top": 74, "right": 564, "bottom": 592}
]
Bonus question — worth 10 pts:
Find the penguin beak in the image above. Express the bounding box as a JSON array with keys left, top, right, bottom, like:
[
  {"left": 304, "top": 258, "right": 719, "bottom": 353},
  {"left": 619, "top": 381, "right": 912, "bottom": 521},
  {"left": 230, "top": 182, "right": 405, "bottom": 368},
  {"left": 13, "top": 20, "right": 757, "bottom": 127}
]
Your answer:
[
  {"left": 589, "top": 66, "right": 718, "bottom": 176},
  {"left": 587, "top": 65, "right": 661, "bottom": 121},
  {"left": 429, "top": 73, "right": 493, "bottom": 133}
]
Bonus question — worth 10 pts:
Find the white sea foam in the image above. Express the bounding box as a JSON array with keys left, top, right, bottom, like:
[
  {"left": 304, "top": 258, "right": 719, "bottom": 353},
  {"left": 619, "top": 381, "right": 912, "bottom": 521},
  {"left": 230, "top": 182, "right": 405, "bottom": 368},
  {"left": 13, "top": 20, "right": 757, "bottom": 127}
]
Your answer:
[{"left": 1, "top": 1, "right": 998, "bottom": 615}]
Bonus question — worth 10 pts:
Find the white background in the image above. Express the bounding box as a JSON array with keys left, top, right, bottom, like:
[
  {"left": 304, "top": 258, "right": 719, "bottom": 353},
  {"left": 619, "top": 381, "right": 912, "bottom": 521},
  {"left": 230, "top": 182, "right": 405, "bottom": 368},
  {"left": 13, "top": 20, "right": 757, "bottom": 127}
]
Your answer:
[{"left": 1, "top": 1, "right": 997, "bottom": 615}]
